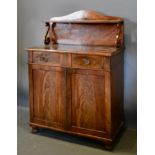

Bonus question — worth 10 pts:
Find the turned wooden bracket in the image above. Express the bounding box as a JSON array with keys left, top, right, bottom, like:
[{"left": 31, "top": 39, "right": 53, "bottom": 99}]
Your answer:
[{"left": 44, "top": 22, "right": 50, "bottom": 45}]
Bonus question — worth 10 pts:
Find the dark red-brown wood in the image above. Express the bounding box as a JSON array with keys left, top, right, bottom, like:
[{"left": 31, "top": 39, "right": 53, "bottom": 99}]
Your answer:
[{"left": 27, "top": 10, "right": 124, "bottom": 150}]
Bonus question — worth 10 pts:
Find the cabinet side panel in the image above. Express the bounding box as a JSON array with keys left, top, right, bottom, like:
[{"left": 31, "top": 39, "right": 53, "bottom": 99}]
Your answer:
[{"left": 111, "top": 52, "right": 124, "bottom": 137}]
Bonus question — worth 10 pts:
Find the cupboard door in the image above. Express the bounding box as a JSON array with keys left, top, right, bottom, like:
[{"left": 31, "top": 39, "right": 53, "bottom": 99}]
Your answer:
[
  {"left": 29, "top": 65, "right": 66, "bottom": 129},
  {"left": 69, "top": 69, "right": 109, "bottom": 137}
]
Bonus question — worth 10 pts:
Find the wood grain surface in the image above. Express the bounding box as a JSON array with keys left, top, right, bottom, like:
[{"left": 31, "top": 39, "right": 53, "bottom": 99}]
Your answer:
[
  {"left": 30, "top": 65, "right": 66, "bottom": 129},
  {"left": 70, "top": 71, "right": 106, "bottom": 132},
  {"left": 53, "top": 23, "right": 123, "bottom": 46},
  {"left": 27, "top": 10, "right": 124, "bottom": 149}
]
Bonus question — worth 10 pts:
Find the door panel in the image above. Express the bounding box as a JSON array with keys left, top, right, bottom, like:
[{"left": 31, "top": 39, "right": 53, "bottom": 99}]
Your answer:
[
  {"left": 70, "top": 69, "right": 107, "bottom": 135},
  {"left": 31, "top": 65, "right": 65, "bottom": 129}
]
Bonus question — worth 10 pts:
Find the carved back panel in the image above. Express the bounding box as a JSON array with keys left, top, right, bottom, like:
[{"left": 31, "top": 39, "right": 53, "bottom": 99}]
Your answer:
[{"left": 53, "top": 23, "right": 123, "bottom": 46}]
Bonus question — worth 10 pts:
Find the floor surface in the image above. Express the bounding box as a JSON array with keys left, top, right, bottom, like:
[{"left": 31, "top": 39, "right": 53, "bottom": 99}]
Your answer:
[{"left": 17, "top": 106, "right": 137, "bottom": 155}]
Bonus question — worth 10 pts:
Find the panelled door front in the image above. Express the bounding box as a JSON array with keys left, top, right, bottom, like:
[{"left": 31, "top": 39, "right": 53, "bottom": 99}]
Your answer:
[
  {"left": 68, "top": 69, "right": 109, "bottom": 137},
  {"left": 29, "top": 64, "right": 66, "bottom": 130}
]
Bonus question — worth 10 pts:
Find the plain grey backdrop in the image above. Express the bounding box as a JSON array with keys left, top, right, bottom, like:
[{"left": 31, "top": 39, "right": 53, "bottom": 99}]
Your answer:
[{"left": 17, "top": 0, "right": 137, "bottom": 128}]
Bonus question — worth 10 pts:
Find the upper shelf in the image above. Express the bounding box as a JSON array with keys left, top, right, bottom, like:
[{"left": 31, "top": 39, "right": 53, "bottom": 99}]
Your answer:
[
  {"left": 50, "top": 10, "right": 123, "bottom": 23},
  {"left": 43, "top": 10, "right": 124, "bottom": 47}
]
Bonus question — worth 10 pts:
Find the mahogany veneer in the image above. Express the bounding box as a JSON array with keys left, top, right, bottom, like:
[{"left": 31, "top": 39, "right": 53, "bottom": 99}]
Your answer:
[{"left": 27, "top": 10, "right": 124, "bottom": 149}]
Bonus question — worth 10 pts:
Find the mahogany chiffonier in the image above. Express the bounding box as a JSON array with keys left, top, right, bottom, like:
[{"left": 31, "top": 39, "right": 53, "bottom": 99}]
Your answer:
[{"left": 27, "top": 10, "right": 124, "bottom": 149}]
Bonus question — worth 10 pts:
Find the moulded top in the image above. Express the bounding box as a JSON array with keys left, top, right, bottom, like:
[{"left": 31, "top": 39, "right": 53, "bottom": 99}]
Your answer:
[
  {"left": 26, "top": 44, "right": 123, "bottom": 56},
  {"left": 50, "top": 10, "right": 123, "bottom": 23}
]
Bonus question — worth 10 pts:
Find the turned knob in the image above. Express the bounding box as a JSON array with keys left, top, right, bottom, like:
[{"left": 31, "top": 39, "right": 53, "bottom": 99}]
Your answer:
[{"left": 83, "top": 58, "right": 90, "bottom": 65}]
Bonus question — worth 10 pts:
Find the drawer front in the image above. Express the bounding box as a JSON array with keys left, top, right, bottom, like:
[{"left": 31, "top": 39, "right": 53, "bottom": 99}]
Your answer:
[
  {"left": 32, "top": 52, "right": 71, "bottom": 67},
  {"left": 72, "top": 54, "right": 104, "bottom": 69}
]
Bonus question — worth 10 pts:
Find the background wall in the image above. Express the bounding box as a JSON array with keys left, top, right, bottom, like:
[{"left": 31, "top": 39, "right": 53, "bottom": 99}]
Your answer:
[{"left": 17, "top": 0, "right": 137, "bottom": 128}]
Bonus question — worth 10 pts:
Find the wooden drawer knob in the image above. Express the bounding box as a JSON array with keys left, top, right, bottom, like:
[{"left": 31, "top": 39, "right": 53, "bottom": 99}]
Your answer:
[
  {"left": 40, "top": 55, "right": 48, "bottom": 62},
  {"left": 83, "top": 58, "right": 90, "bottom": 65}
]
